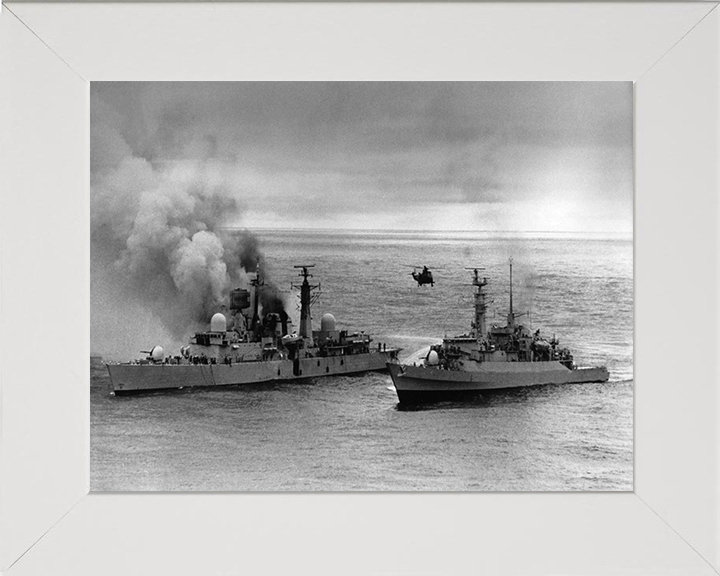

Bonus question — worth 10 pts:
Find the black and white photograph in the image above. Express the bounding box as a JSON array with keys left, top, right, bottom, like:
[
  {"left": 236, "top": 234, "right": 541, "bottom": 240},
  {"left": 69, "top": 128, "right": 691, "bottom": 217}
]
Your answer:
[{"left": 91, "top": 81, "right": 633, "bottom": 492}]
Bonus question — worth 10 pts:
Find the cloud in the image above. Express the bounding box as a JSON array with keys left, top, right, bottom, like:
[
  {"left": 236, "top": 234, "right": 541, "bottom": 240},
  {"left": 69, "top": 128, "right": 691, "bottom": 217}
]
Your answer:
[{"left": 92, "top": 81, "right": 633, "bottom": 235}]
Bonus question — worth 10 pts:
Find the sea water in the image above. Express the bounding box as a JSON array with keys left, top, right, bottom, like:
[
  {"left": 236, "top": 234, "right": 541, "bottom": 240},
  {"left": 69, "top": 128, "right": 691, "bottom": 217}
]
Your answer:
[{"left": 91, "top": 229, "right": 632, "bottom": 491}]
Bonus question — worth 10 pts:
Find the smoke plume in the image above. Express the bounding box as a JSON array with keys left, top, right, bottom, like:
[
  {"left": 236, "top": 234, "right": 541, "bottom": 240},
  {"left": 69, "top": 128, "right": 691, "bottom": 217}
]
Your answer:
[{"left": 91, "top": 88, "right": 283, "bottom": 354}]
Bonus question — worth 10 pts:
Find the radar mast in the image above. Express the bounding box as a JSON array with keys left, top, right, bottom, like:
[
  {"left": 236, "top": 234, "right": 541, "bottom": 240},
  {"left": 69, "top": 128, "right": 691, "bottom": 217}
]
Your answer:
[
  {"left": 250, "top": 258, "right": 263, "bottom": 335},
  {"left": 292, "top": 265, "right": 319, "bottom": 341},
  {"left": 465, "top": 267, "right": 488, "bottom": 340}
]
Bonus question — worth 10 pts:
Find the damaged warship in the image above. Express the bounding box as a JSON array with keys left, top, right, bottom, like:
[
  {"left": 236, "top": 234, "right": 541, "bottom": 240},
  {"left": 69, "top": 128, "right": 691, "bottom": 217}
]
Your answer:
[
  {"left": 387, "top": 261, "right": 609, "bottom": 404},
  {"left": 107, "top": 264, "right": 399, "bottom": 394}
]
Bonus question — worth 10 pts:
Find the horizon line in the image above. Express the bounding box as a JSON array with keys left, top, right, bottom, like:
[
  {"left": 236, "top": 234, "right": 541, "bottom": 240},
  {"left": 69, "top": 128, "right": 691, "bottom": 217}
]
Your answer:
[{"left": 219, "top": 226, "right": 633, "bottom": 235}]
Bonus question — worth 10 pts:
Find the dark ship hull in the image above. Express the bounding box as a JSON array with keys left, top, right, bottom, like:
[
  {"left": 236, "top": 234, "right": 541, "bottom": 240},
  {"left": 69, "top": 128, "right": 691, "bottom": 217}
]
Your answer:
[
  {"left": 387, "top": 361, "right": 609, "bottom": 404},
  {"left": 108, "top": 350, "right": 395, "bottom": 394}
]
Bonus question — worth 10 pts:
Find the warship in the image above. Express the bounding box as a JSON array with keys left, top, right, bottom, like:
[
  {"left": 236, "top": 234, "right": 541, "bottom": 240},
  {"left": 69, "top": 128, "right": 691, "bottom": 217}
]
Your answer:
[
  {"left": 107, "top": 264, "right": 399, "bottom": 394},
  {"left": 387, "top": 260, "right": 609, "bottom": 404}
]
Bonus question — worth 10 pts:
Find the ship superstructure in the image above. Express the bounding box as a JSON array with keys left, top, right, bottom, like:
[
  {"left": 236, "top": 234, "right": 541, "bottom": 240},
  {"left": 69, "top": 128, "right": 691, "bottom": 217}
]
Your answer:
[
  {"left": 387, "top": 260, "right": 609, "bottom": 404},
  {"left": 107, "top": 264, "right": 398, "bottom": 394}
]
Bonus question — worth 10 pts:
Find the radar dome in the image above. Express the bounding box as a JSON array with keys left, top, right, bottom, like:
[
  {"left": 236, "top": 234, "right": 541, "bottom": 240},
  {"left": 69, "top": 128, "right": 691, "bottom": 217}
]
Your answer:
[
  {"left": 210, "top": 313, "right": 227, "bottom": 332},
  {"left": 426, "top": 350, "right": 440, "bottom": 366},
  {"left": 150, "top": 346, "right": 165, "bottom": 362},
  {"left": 321, "top": 313, "right": 336, "bottom": 331}
]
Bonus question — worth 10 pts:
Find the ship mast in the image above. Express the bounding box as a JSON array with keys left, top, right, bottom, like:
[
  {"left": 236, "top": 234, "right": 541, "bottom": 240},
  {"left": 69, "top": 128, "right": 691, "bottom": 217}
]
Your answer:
[
  {"left": 293, "top": 265, "right": 318, "bottom": 341},
  {"left": 466, "top": 267, "right": 488, "bottom": 340},
  {"left": 506, "top": 257, "right": 529, "bottom": 327},
  {"left": 508, "top": 257, "right": 514, "bottom": 327},
  {"left": 250, "top": 258, "right": 263, "bottom": 334}
]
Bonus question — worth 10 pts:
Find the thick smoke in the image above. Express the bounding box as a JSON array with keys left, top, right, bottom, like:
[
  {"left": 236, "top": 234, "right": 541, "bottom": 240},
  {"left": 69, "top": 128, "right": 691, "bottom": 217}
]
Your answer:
[
  {"left": 260, "top": 287, "right": 287, "bottom": 316},
  {"left": 224, "top": 229, "right": 263, "bottom": 274},
  {"left": 91, "top": 90, "right": 284, "bottom": 350},
  {"left": 221, "top": 230, "right": 285, "bottom": 314}
]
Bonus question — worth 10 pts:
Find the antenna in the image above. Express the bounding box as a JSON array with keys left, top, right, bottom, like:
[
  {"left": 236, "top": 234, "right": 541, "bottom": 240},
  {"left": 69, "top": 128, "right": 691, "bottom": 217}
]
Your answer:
[
  {"left": 293, "top": 264, "right": 315, "bottom": 281},
  {"left": 463, "top": 266, "right": 487, "bottom": 286},
  {"left": 509, "top": 257, "right": 514, "bottom": 317}
]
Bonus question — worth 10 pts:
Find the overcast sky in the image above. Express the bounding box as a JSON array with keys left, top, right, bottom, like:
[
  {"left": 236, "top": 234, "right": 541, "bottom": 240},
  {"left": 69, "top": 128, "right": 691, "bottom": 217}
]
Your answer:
[{"left": 92, "top": 82, "right": 632, "bottom": 233}]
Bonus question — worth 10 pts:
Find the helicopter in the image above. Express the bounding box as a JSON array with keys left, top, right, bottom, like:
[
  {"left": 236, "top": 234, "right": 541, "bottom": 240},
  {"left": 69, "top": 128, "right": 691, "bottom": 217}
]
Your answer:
[{"left": 405, "top": 265, "right": 436, "bottom": 287}]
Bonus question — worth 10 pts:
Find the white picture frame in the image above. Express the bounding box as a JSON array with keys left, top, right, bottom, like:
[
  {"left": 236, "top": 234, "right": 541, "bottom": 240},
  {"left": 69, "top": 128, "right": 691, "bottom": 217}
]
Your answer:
[{"left": 1, "top": 2, "right": 718, "bottom": 574}]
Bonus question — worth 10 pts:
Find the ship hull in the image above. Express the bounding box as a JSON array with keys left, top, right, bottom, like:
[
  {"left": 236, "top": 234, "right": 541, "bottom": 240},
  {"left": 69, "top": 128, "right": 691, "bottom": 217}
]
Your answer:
[
  {"left": 387, "top": 361, "right": 609, "bottom": 404},
  {"left": 107, "top": 351, "right": 395, "bottom": 394}
]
